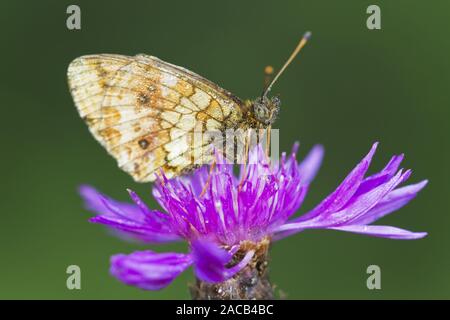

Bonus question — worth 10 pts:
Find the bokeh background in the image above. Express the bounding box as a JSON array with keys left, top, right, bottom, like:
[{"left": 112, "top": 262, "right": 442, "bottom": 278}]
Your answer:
[{"left": 1, "top": 0, "right": 448, "bottom": 299}]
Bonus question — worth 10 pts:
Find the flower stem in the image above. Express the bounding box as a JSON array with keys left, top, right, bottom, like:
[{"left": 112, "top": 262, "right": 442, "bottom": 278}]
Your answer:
[{"left": 190, "top": 238, "right": 274, "bottom": 300}]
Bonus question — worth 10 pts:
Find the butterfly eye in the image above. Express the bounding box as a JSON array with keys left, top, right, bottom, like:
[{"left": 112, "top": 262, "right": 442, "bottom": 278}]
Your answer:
[
  {"left": 254, "top": 105, "right": 264, "bottom": 118},
  {"left": 252, "top": 103, "right": 271, "bottom": 125},
  {"left": 271, "top": 96, "right": 281, "bottom": 107}
]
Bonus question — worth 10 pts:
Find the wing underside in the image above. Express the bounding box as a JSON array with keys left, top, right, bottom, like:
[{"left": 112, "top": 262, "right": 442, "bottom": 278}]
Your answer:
[{"left": 68, "top": 54, "right": 244, "bottom": 182}]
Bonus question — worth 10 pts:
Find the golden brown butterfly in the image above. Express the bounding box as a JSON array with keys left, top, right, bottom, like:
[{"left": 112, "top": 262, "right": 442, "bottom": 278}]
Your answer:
[{"left": 67, "top": 32, "right": 311, "bottom": 182}]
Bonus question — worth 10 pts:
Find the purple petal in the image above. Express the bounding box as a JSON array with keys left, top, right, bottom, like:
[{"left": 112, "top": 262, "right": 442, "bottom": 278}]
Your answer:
[
  {"left": 352, "top": 180, "right": 428, "bottom": 225},
  {"left": 273, "top": 143, "right": 427, "bottom": 242},
  {"left": 295, "top": 142, "right": 378, "bottom": 222},
  {"left": 79, "top": 185, "right": 144, "bottom": 222},
  {"left": 191, "top": 239, "right": 254, "bottom": 283},
  {"left": 180, "top": 166, "right": 211, "bottom": 197},
  {"left": 298, "top": 144, "right": 324, "bottom": 185},
  {"left": 81, "top": 185, "right": 179, "bottom": 243},
  {"left": 319, "top": 169, "right": 411, "bottom": 226},
  {"left": 351, "top": 154, "right": 404, "bottom": 198},
  {"left": 327, "top": 225, "right": 427, "bottom": 240},
  {"left": 90, "top": 215, "right": 180, "bottom": 243},
  {"left": 110, "top": 250, "right": 192, "bottom": 290},
  {"left": 274, "top": 170, "right": 411, "bottom": 232},
  {"left": 382, "top": 154, "right": 405, "bottom": 174}
]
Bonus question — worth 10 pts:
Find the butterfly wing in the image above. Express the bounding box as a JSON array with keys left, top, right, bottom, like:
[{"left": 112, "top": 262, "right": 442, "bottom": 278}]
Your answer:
[{"left": 68, "top": 54, "right": 244, "bottom": 182}]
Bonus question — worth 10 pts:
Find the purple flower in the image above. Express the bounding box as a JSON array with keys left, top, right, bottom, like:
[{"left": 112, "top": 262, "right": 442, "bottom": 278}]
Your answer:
[{"left": 80, "top": 142, "right": 427, "bottom": 291}]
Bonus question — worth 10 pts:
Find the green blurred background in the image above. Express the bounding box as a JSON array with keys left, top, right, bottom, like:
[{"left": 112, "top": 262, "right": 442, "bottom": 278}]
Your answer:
[{"left": 0, "top": 0, "right": 448, "bottom": 299}]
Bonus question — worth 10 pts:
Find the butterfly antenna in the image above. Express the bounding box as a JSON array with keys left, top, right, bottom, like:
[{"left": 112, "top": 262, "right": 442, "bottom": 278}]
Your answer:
[{"left": 261, "top": 31, "right": 312, "bottom": 98}]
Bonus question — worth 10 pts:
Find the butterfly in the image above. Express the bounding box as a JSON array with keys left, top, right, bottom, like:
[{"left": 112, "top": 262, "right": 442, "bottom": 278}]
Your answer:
[{"left": 67, "top": 32, "right": 311, "bottom": 182}]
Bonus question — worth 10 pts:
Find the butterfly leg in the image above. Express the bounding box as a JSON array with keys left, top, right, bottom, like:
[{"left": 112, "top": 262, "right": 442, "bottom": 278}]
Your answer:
[
  {"left": 238, "top": 130, "right": 251, "bottom": 191},
  {"left": 199, "top": 159, "right": 216, "bottom": 197},
  {"left": 265, "top": 125, "right": 272, "bottom": 162}
]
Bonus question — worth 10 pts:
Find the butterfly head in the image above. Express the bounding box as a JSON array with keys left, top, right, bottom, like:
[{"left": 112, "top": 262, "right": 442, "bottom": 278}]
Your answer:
[{"left": 251, "top": 95, "right": 280, "bottom": 126}]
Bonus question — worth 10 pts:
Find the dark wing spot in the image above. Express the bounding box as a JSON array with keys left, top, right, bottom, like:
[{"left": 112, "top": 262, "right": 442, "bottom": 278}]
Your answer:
[
  {"left": 137, "top": 92, "right": 149, "bottom": 104},
  {"left": 96, "top": 66, "right": 108, "bottom": 78},
  {"left": 138, "top": 139, "right": 149, "bottom": 149},
  {"left": 180, "top": 164, "right": 201, "bottom": 174}
]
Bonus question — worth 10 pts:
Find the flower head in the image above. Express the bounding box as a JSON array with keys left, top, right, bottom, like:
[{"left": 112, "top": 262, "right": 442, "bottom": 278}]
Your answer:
[{"left": 80, "top": 142, "right": 427, "bottom": 291}]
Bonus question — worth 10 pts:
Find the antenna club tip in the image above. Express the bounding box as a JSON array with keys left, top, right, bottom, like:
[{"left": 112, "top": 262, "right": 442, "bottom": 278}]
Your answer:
[
  {"left": 264, "top": 65, "right": 274, "bottom": 75},
  {"left": 303, "top": 31, "right": 312, "bottom": 40}
]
